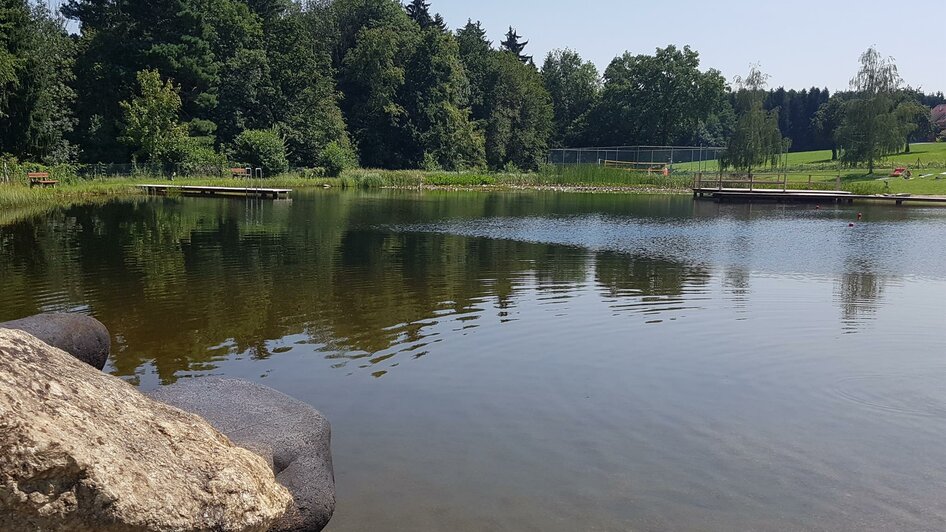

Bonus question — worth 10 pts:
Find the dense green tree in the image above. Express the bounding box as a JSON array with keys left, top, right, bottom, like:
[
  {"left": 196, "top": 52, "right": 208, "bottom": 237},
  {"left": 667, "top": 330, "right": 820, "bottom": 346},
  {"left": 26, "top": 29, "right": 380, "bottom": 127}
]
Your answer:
[
  {"left": 403, "top": 28, "right": 484, "bottom": 169},
  {"left": 119, "top": 69, "right": 188, "bottom": 163},
  {"left": 456, "top": 19, "right": 492, "bottom": 122},
  {"left": 0, "top": 0, "right": 27, "bottom": 115},
  {"left": 63, "top": 0, "right": 242, "bottom": 161},
  {"left": 4, "top": 0, "right": 941, "bottom": 173},
  {"left": 836, "top": 47, "right": 906, "bottom": 173},
  {"left": 332, "top": 0, "right": 415, "bottom": 167},
  {"left": 0, "top": 2, "right": 76, "bottom": 163},
  {"left": 483, "top": 51, "right": 553, "bottom": 170},
  {"left": 403, "top": 0, "right": 447, "bottom": 32},
  {"left": 761, "top": 87, "right": 830, "bottom": 152},
  {"left": 263, "top": 3, "right": 350, "bottom": 167},
  {"left": 334, "top": 0, "right": 479, "bottom": 169},
  {"left": 340, "top": 25, "right": 414, "bottom": 167},
  {"left": 330, "top": 0, "right": 408, "bottom": 65},
  {"left": 587, "top": 45, "right": 727, "bottom": 147},
  {"left": 203, "top": 0, "right": 271, "bottom": 146},
  {"left": 540, "top": 49, "right": 599, "bottom": 147},
  {"left": 500, "top": 27, "right": 532, "bottom": 65},
  {"left": 232, "top": 128, "right": 288, "bottom": 175},
  {"left": 896, "top": 89, "right": 935, "bottom": 150},
  {"left": 405, "top": 0, "right": 433, "bottom": 29},
  {"left": 812, "top": 93, "right": 849, "bottom": 160},
  {"left": 723, "top": 66, "right": 787, "bottom": 175}
]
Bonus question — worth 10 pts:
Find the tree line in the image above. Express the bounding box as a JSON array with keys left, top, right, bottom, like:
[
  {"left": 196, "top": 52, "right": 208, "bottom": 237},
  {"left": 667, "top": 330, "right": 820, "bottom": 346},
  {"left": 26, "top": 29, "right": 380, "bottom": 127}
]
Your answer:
[{"left": 1, "top": 0, "right": 943, "bottom": 176}]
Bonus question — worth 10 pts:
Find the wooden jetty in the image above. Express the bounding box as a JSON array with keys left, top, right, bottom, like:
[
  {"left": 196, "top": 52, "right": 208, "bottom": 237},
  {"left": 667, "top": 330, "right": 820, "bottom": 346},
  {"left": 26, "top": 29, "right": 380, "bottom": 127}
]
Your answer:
[
  {"left": 691, "top": 173, "right": 946, "bottom": 206},
  {"left": 693, "top": 187, "right": 946, "bottom": 206},
  {"left": 137, "top": 184, "right": 291, "bottom": 199}
]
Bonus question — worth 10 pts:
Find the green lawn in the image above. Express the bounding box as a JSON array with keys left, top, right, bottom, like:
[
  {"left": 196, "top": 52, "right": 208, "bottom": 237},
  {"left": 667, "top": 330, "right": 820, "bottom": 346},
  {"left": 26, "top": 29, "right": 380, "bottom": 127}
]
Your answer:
[{"left": 680, "top": 142, "right": 946, "bottom": 194}]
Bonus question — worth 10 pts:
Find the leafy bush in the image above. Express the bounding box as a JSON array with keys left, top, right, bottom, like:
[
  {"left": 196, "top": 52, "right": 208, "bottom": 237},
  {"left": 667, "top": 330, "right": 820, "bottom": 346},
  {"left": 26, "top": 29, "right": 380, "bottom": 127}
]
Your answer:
[
  {"left": 163, "top": 136, "right": 226, "bottom": 176},
  {"left": 318, "top": 141, "right": 356, "bottom": 177},
  {"left": 232, "top": 129, "right": 289, "bottom": 177},
  {"left": 0, "top": 156, "right": 79, "bottom": 184}
]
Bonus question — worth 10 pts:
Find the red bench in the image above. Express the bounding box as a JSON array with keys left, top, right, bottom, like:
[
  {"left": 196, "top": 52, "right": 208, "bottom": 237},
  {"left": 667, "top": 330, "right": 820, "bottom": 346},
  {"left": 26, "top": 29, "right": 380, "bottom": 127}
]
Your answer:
[{"left": 28, "top": 172, "right": 58, "bottom": 188}]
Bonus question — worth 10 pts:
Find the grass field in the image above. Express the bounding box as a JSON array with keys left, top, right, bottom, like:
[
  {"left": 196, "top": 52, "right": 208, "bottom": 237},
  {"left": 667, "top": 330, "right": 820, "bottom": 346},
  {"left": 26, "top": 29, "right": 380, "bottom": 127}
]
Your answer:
[{"left": 678, "top": 142, "right": 946, "bottom": 195}]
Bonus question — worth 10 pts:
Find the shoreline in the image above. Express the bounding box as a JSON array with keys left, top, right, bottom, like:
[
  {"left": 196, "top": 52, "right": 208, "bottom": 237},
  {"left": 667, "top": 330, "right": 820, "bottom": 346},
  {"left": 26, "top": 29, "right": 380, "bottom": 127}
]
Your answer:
[
  {"left": 5, "top": 175, "right": 946, "bottom": 220},
  {"left": 0, "top": 179, "right": 694, "bottom": 214},
  {"left": 383, "top": 184, "right": 692, "bottom": 194}
]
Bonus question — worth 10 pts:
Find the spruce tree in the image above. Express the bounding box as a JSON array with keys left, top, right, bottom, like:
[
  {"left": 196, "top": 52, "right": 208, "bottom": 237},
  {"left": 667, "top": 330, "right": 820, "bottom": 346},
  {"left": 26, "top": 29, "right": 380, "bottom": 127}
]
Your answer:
[
  {"left": 501, "top": 27, "right": 532, "bottom": 64},
  {"left": 456, "top": 19, "right": 492, "bottom": 121},
  {"left": 405, "top": 0, "right": 433, "bottom": 29}
]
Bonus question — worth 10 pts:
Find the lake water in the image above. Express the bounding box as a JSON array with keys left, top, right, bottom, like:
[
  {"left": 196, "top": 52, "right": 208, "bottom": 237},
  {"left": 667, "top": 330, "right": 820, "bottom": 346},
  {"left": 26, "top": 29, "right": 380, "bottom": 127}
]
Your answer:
[{"left": 3, "top": 190, "right": 946, "bottom": 531}]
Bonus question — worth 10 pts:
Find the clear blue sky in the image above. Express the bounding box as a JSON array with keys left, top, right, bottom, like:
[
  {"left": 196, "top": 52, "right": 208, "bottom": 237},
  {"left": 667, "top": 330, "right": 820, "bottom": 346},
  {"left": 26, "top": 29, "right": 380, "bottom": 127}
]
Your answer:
[{"left": 434, "top": 0, "right": 944, "bottom": 94}]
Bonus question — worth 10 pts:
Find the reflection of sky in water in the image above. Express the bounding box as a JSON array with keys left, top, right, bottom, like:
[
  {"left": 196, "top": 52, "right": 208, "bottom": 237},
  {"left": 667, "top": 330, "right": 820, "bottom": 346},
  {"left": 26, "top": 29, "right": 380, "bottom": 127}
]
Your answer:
[
  {"left": 3, "top": 192, "right": 946, "bottom": 531},
  {"left": 396, "top": 208, "right": 946, "bottom": 278}
]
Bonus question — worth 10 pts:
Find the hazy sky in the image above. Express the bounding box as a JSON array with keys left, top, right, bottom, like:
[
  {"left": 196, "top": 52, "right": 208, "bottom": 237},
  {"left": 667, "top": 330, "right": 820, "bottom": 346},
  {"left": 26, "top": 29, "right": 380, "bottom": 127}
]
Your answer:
[{"left": 433, "top": 0, "right": 944, "bottom": 93}]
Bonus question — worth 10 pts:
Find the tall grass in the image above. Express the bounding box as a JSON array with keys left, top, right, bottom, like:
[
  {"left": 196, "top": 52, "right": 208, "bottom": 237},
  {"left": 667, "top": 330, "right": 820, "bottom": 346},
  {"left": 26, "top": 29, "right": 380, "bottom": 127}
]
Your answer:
[{"left": 517, "top": 165, "right": 694, "bottom": 188}]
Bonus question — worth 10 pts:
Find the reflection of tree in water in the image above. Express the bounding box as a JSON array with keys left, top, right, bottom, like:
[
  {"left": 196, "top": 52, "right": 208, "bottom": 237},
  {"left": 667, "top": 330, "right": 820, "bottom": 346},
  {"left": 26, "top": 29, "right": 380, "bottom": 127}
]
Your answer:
[
  {"left": 594, "top": 251, "right": 710, "bottom": 320},
  {"left": 0, "top": 192, "right": 605, "bottom": 383},
  {"left": 836, "top": 264, "right": 887, "bottom": 333},
  {"left": 595, "top": 251, "right": 709, "bottom": 297},
  {"left": 723, "top": 267, "right": 751, "bottom": 313}
]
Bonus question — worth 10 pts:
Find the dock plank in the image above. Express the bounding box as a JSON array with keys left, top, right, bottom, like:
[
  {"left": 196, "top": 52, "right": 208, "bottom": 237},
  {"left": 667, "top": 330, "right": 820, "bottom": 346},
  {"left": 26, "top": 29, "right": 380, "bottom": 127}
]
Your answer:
[
  {"left": 693, "top": 187, "right": 946, "bottom": 206},
  {"left": 137, "top": 184, "right": 291, "bottom": 199}
]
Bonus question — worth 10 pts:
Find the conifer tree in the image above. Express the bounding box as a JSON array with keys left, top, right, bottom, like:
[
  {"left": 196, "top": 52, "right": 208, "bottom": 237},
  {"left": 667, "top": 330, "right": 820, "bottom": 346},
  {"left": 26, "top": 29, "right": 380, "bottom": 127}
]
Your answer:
[
  {"left": 405, "top": 0, "right": 433, "bottom": 28},
  {"left": 501, "top": 27, "right": 532, "bottom": 64}
]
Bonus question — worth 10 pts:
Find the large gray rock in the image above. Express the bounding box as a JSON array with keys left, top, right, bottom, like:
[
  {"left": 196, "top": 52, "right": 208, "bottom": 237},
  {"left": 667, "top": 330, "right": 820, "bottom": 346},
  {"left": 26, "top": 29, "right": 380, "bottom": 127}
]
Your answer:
[
  {"left": 149, "top": 379, "right": 335, "bottom": 532},
  {"left": 0, "top": 313, "right": 110, "bottom": 370},
  {"left": 0, "top": 329, "right": 292, "bottom": 532}
]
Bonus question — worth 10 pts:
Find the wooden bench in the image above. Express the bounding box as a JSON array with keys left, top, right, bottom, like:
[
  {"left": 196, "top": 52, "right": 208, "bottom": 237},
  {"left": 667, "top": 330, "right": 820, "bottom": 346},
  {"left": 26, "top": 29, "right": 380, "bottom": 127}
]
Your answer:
[
  {"left": 28, "top": 172, "right": 58, "bottom": 188},
  {"left": 230, "top": 167, "right": 251, "bottom": 178}
]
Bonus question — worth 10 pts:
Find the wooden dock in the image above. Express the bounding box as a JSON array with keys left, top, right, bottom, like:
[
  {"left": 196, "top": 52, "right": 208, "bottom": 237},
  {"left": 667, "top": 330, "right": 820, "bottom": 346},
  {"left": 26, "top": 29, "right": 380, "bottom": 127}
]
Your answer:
[
  {"left": 137, "top": 184, "right": 291, "bottom": 199},
  {"left": 693, "top": 187, "right": 946, "bottom": 206}
]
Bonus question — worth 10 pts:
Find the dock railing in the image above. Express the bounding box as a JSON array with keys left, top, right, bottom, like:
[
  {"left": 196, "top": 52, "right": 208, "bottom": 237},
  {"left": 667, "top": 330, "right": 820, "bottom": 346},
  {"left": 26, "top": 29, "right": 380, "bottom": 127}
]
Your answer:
[{"left": 694, "top": 172, "right": 789, "bottom": 192}]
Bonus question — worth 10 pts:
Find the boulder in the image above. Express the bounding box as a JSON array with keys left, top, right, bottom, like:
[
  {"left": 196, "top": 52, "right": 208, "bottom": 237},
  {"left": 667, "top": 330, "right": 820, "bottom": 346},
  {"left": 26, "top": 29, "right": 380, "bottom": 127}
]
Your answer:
[
  {"left": 149, "top": 379, "right": 335, "bottom": 532},
  {"left": 0, "top": 329, "right": 292, "bottom": 532},
  {"left": 0, "top": 313, "right": 110, "bottom": 370}
]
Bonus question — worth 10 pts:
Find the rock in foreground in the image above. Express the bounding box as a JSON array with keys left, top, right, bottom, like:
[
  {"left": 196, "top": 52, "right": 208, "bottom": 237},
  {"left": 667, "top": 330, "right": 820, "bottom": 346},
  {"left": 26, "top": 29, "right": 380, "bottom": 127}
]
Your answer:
[
  {"left": 0, "top": 329, "right": 292, "bottom": 532},
  {"left": 0, "top": 313, "right": 111, "bottom": 370},
  {"left": 150, "top": 378, "right": 335, "bottom": 532}
]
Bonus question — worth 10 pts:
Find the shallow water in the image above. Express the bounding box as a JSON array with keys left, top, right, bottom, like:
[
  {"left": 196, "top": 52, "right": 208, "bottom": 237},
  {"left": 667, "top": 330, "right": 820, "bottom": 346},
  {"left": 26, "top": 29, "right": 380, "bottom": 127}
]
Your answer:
[{"left": 2, "top": 190, "right": 946, "bottom": 531}]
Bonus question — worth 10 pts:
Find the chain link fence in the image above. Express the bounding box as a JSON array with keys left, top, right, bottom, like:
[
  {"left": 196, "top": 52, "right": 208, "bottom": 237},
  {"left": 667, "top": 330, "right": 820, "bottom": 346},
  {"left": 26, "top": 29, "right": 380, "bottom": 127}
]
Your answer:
[{"left": 548, "top": 146, "right": 724, "bottom": 172}]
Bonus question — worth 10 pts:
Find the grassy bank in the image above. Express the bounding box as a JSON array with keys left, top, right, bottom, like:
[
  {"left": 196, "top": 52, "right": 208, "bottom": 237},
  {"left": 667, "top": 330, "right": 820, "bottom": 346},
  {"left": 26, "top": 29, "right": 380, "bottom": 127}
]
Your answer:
[
  {"left": 4, "top": 144, "right": 946, "bottom": 212},
  {"left": 0, "top": 167, "right": 695, "bottom": 211}
]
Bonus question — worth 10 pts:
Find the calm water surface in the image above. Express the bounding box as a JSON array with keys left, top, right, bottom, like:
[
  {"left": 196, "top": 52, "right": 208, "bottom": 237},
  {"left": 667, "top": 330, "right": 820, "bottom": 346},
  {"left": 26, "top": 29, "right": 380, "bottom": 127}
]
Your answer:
[{"left": 3, "top": 190, "right": 946, "bottom": 531}]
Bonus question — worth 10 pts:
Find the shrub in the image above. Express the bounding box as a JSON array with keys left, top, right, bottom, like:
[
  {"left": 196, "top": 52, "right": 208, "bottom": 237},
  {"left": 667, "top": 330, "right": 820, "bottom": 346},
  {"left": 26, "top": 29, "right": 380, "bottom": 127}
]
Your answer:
[
  {"left": 318, "top": 141, "right": 356, "bottom": 177},
  {"left": 164, "top": 136, "right": 226, "bottom": 176},
  {"left": 232, "top": 129, "right": 289, "bottom": 177}
]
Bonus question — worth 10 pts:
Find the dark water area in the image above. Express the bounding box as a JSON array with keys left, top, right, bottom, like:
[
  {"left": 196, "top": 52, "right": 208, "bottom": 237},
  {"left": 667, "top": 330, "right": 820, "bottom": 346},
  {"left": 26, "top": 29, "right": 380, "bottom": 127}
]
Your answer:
[{"left": 3, "top": 190, "right": 946, "bottom": 531}]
